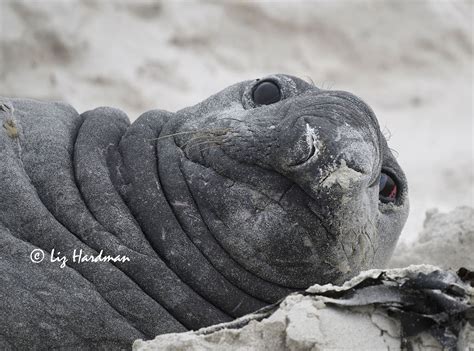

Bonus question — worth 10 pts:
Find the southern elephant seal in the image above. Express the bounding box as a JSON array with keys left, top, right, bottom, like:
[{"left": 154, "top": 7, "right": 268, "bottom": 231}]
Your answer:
[{"left": 0, "top": 74, "right": 408, "bottom": 349}]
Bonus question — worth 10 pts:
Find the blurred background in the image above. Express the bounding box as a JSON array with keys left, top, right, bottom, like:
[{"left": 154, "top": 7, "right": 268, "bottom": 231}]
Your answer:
[{"left": 0, "top": 0, "right": 472, "bottom": 242}]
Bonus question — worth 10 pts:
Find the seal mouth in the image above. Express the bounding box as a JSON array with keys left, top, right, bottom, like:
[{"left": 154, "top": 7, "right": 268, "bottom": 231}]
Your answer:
[{"left": 176, "top": 141, "right": 369, "bottom": 288}]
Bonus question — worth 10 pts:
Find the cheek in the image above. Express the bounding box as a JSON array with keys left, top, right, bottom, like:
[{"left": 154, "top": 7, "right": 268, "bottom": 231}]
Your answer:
[
  {"left": 373, "top": 202, "right": 409, "bottom": 266},
  {"left": 180, "top": 158, "right": 341, "bottom": 288}
]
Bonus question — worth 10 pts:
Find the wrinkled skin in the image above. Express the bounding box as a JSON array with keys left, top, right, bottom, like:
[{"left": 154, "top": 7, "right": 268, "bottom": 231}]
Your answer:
[{"left": 0, "top": 74, "right": 408, "bottom": 350}]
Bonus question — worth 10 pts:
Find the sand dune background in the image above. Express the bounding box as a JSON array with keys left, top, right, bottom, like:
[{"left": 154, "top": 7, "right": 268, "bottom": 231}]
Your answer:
[{"left": 0, "top": 0, "right": 472, "bottom": 242}]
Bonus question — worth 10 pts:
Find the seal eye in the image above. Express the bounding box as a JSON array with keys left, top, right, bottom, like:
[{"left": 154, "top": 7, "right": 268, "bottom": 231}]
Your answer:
[
  {"left": 379, "top": 172, "right": 398, "bottom": 203},
  {"left": 252, "top": 80, "right": 282, "bottom": 105}
]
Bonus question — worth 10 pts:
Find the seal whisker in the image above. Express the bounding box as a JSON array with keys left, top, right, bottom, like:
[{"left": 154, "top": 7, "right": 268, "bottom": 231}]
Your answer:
[
  {"left": 196, "top": 144, "right": 224, "bottom": 154},
  {"left": 147, "top": 128, "right": 232, "bottom": 141},
  {"left": 337, "top": 238, "right": 351, "bottom": 266},
  {"left": 389, "top": 147, "right": 399, "bottom": 158},
  {"left": 181, "top": 136, "right": 213, "bottom": 148},
  {"left": 381, "top": 126, "right": 392, "bottom": 141},
  {"left": 304, "top": 76, "right": 316, "bottom": 87},
  {"left": 353, "top": 227, "right": 374, "bottom": 265},
  {"left": 185, "top": 139, "right": 223, "bottom": 152},
  {"left": 366, "top": 218, "right": 379, "bottom": 259},
  {"left": 181, "top": 135, "right": 226, "bottom": 148}
]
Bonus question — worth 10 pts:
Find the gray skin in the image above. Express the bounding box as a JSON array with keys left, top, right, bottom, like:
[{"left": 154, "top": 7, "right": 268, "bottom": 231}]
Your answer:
[{"left": 0, "top": 74, "right": 408, "bottom": 350}]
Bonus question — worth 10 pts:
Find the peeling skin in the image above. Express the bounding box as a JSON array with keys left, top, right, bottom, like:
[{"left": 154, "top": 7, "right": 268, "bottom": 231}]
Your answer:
[
  {"left": 134, "top": 266, "right": 472, "bottom": 351},
  {"left": 134, "top": 299, "right": 402, "bottom": 350},
  {"left": 1, "top": 103, "right": 19, "bottom": 139},
  {"left": 306, "top": 264, "right": 445, "bottom": 294},
  {"left": 3, "top": 119, "right": 19, "bottom": 138}
]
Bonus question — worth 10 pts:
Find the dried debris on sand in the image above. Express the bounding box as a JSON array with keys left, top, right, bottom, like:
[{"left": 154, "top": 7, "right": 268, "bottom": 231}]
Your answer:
[{"left": 134, "top": 265, "right": 473, "bottom": 351}]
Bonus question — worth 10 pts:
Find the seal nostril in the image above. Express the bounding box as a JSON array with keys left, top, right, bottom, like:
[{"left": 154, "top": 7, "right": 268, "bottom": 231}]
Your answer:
[
  {"left": 287, "top": 140, "right": 316, "bottom": 167},
  {"left": 307, "top": 142, "right": 316, "bottom": 161},
  {"left": 252, "top": 81, "right": 281, "bottom": 105}
]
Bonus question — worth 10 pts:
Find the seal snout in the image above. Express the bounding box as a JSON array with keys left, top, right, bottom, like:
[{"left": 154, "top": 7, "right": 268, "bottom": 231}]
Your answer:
[{"left": 275, "top": 95, "right": 381, "bottom": 194}]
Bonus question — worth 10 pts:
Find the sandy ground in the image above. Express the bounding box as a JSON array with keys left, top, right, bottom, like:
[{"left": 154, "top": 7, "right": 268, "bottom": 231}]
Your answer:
[
  {"left": 389, "top": 206, "right": 473, "bottom": 269},
  {"left": 0, "top": 0, "right": 472, "bottom": 243},
  {"left": 133, "top": 265, "right": 473, "bottom": 350}
]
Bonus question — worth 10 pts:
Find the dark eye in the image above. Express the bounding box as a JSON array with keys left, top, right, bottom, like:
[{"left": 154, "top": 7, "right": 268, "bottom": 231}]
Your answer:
[
  {"left": 252, "top": 80, "right": 281, "bottom": 105},
  {"left": 379, "top": 172, "right": 398, "bottom": 203}
]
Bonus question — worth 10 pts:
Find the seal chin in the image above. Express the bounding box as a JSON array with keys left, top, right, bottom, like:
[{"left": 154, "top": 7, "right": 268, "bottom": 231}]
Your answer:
[{"left": 179, "top": 150, "right": 376, "bottom": 288}]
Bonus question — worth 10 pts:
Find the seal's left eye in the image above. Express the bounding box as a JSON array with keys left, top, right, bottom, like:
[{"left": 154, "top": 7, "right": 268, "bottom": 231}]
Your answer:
[
  {"left": 379, "top": 172, "right": 398, "bottom": 203},
  {"left": 252, "top": 81, "right": 281, "bottom": 105}
]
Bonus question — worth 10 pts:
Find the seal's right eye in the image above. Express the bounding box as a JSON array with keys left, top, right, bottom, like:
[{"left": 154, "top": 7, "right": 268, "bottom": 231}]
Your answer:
[{"left": 252, "top": 80, "right": 282, "bottom": 105}]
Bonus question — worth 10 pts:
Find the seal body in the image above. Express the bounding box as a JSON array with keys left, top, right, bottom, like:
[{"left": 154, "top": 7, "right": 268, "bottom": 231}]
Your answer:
[{"left": 0, "top": 75, "right": 408, "bottom": 349}]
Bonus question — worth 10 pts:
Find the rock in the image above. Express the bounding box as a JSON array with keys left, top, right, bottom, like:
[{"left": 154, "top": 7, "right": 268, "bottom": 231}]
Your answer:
[
  {"left": 133, "top": 265, "right": 473, "bottom": 351},
  {"left": 389, "top": 206, "right": 474, "bottom": 270}
]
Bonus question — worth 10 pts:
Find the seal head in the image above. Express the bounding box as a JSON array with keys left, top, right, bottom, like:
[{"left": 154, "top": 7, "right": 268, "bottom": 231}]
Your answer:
[{"left": 159, "top": 74, "right": 409, "bottom": 288}]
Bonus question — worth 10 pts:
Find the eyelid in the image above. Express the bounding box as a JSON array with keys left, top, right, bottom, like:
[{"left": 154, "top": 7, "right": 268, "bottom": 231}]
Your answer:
[
  {"left": 369, "top": 173, "right": 381, "bottom": 188},
  {"left": 370, "top": 168, "right": 398, "bottom": 188},
  {"left": 379, "top": 173, "right": 388, "bottom": 189}
]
